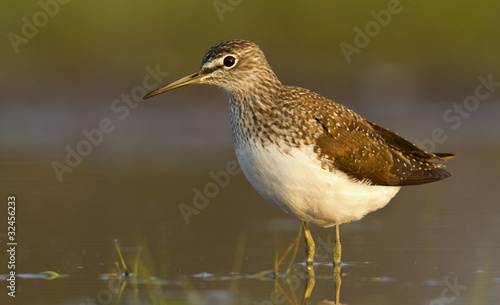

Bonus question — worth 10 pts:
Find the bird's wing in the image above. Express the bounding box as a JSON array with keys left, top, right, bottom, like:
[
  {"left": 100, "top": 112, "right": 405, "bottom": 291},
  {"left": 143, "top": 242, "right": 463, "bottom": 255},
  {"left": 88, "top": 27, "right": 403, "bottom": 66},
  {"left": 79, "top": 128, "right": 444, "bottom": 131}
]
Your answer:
[
  {"left": 366, "top": 121, "right": 455, "bottom": 162},
  {"left": 310, "top": 104, "right": 453, "bottom": 186}
]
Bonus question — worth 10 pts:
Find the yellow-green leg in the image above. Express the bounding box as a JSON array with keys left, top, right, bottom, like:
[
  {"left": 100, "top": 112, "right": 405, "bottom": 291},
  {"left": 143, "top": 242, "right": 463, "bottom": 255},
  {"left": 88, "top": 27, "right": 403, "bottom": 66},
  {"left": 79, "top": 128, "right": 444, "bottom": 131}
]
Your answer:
[
  {"left": 333, "top": 224, "right": 342, "bottom": 269},
  {"left": 333, "top": 266, "right": 342, "bottom": 303},
  {"left": 301, "top": 221, "right": 315, "bottom": 267}
]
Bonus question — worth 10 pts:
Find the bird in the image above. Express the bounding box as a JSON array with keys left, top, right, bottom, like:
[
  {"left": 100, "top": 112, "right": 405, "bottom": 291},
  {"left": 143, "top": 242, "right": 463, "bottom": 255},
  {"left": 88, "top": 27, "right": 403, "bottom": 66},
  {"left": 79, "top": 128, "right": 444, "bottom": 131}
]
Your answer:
[{"left": 143, "top": 39, "right": 454, "bottom": 269}]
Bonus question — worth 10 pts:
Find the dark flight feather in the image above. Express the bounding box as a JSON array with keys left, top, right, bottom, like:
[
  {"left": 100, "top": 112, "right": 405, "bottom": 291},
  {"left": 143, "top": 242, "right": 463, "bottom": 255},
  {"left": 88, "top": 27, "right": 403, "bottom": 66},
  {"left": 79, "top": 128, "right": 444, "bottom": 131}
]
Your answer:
[{"left": 312, "top": 106, "right": 453, "bottom": 186}]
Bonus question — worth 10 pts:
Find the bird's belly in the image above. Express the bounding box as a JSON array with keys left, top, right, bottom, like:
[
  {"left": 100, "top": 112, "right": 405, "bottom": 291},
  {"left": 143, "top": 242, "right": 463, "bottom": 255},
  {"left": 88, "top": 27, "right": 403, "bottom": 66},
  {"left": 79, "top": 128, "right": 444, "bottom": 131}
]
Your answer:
[{"left": 234, "top": 141, "right": 400, "bottom": 227}]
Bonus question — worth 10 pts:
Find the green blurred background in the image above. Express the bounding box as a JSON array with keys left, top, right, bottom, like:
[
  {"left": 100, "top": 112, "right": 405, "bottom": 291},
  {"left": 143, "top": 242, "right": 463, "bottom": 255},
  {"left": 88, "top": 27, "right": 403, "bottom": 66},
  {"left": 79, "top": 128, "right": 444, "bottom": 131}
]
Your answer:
[
  {"left": 2, "top": 0, "right": 499, "bottom": 151},
  {"left": 1, "top": 0, "right": 499, "bottom": 157},
  {"left": 1, "top": 1, "right": 500, "bottom": 304}
]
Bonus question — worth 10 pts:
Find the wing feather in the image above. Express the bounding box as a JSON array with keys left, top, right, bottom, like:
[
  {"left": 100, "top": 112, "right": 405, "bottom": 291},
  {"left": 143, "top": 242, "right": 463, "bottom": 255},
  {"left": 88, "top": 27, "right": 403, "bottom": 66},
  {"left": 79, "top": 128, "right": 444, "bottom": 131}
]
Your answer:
[{"left": 311, "top": 105, "right": 453, "bottom": 186}]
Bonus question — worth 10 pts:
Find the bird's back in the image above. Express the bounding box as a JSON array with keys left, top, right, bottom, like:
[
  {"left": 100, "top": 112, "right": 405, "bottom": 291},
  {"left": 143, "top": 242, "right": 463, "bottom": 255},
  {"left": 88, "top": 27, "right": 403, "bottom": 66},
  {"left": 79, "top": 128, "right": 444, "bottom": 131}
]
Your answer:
[
  {"left": 229, "top": 84, "right": 453, "bottom": 187},
  {"left": 273, "top": 86, "right": 454, "bottom": 187}
]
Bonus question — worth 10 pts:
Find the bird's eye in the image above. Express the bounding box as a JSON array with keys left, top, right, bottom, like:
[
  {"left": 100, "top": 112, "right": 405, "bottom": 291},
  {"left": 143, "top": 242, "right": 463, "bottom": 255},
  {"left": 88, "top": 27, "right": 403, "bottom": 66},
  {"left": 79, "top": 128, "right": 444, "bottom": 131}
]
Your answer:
[{"left": 223, "top": 55, "right": 236, "bottom": 68}]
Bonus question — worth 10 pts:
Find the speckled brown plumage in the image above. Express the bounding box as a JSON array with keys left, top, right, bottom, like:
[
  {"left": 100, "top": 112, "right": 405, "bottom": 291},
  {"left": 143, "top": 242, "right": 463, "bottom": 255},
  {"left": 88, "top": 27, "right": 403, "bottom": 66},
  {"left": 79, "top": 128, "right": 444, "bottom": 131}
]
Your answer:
[
  {"left": 229, "top": 84, "right": 452, "bottom": 186},
  {"left": 196, "top": 40, "right": 454, "bottom": 186},
  {"left": 147, "top": 39, "right": 454, "bottom": 186}
]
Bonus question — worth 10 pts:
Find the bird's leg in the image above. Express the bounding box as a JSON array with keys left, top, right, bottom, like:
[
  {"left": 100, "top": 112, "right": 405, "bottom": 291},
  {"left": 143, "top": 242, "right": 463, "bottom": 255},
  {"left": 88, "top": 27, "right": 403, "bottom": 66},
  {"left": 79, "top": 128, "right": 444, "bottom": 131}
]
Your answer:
[
  {"left": 333, "top": 224, "right": 342, "bottom": 269},
  {"left": 301, "top": 221, "right": 315, "bottom": 268}
]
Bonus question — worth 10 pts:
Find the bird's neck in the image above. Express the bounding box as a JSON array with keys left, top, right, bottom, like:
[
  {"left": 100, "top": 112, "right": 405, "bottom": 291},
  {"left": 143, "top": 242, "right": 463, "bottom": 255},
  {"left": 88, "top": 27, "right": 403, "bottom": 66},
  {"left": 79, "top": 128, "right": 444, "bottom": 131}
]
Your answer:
[
  {"left": 222, "top": 70, "right": 283, "bottom": 108},
  {"left": 224, "top": 82, "right": 300, "bottom": 150}
]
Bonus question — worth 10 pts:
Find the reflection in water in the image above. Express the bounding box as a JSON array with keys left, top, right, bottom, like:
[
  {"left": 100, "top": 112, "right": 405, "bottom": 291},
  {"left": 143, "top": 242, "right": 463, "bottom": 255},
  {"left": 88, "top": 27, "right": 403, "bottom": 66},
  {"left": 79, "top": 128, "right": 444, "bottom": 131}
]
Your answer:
[
  {"left": 3, "top": 243, "right": 497, "bottom": 305},
  {"left": 102, "top": 239, "right": 350, "bottom": 304},
  {"left": 297, "top": 263, "right": 343, "bottom": 305}
]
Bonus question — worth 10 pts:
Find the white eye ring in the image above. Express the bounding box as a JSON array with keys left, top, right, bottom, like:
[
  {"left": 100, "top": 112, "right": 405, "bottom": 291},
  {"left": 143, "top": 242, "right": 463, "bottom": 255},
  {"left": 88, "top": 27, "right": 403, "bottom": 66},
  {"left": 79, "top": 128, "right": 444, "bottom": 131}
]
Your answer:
[{"left": 222, "top": 55, "right": 237, "bottom": 68}]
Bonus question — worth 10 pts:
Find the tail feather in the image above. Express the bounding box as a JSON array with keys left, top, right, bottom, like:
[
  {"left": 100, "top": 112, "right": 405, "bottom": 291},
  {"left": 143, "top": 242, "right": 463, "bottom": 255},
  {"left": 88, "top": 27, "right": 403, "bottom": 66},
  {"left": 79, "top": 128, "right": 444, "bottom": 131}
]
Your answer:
[{"left": 433, "top": 153, "right": 455, "bottom": 160}]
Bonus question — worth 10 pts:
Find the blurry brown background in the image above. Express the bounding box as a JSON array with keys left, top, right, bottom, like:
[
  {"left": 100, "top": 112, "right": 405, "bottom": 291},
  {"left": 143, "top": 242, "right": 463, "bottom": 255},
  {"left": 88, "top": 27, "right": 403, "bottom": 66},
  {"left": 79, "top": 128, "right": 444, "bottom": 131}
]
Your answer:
[{"left": 1, "top": 1, "right": 499, "bottom": 304}]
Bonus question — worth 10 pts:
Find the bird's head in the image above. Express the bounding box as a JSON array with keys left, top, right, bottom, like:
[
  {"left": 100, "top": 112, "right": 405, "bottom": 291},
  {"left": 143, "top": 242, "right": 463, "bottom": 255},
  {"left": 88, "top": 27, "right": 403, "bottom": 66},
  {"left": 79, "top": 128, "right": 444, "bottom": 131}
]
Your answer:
[{"left": 143, "top": 40, "right": 281, "bottom": 100}]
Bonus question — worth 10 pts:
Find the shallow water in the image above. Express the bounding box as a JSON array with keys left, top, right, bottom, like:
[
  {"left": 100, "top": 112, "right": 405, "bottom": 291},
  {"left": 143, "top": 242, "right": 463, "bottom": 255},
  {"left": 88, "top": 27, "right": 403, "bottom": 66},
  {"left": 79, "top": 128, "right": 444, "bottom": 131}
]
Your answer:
[{"left": 1, "top": 101, "right": 500, "bottom": 304}]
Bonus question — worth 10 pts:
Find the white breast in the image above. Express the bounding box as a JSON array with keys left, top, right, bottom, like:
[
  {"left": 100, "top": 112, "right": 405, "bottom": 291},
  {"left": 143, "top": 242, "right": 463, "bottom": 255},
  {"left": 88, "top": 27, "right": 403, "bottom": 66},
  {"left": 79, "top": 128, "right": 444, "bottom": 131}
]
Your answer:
[{"left": 234, "top": 141, "right": 401, "bottom": 227}]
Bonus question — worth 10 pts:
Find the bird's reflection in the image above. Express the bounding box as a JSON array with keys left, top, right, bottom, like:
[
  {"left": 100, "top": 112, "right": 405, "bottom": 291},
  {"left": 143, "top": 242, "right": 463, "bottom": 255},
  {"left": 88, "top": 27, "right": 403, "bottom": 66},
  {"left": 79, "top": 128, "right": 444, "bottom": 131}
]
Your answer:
[
  {"left": 299, "top": 265, "right": 343, "bottom": 305},
  {"left": 267, "top": 263, "right": 345, "bottom": 305}
]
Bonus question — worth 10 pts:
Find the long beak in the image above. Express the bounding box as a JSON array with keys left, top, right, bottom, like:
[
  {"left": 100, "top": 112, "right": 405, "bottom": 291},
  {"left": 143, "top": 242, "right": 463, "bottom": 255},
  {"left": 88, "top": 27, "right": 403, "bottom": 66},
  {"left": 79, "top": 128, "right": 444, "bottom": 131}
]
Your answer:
[{"left": 143, "top": 71, "right": 205, "bottom": 100}]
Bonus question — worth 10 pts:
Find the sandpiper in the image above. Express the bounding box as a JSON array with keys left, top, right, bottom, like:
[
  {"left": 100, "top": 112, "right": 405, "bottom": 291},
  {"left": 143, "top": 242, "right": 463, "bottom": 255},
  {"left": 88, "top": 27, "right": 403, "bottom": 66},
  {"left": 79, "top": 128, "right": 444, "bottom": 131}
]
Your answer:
[{"left": 143, "top": 40, "right": 454, "bottom": 268}]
